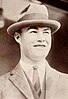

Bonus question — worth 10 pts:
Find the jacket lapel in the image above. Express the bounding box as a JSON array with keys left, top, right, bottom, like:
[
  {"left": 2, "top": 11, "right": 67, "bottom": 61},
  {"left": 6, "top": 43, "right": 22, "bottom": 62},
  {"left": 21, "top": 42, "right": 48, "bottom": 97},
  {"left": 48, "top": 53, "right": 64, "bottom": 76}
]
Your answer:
[
  {"left": 8, "top": 61, "right": 60, "bottom": 99},
  {"left": 9, "top": 63, "right": 34, "bottom": 99}
]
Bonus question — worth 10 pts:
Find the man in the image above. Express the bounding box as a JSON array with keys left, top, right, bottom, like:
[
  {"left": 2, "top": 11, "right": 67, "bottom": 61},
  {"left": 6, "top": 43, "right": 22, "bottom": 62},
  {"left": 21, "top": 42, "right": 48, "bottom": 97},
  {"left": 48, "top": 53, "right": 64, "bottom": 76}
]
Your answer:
[{"left": 0, "top": 2, "right": 68, "bottom": 99}]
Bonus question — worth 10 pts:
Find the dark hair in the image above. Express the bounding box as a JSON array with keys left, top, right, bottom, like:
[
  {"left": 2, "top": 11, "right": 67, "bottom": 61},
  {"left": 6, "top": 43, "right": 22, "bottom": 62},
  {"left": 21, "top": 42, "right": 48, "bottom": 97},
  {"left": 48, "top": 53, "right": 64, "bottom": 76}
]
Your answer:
[
  {"left": 0, "top": 8, "right": 3, "bottom": 15},
  {"left": 16, "top": 29, "right": 22, "bottom": 34},
  {"left": 0, "top": 8, "right": 3, "bottom": 11}
]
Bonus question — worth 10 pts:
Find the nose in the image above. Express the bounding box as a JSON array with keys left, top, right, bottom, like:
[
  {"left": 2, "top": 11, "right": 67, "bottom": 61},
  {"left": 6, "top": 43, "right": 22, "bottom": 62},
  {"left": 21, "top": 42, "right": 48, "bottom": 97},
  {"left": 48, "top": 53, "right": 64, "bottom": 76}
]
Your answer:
[{"left": 37, "top": 32, "right": 45, "bottom": 42}]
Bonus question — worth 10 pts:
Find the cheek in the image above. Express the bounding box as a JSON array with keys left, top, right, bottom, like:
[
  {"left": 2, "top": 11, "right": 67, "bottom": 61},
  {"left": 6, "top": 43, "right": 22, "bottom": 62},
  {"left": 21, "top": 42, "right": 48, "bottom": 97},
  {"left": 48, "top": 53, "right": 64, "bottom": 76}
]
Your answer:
[
  {"left": 20, "top": 37, "right": 33, "bottom": 50},
  {"left": 45, "top": 35, "right": 51, "bottom": 45},
  {"left": 23, "top": 34, "right": 37, "bottom": 44}
]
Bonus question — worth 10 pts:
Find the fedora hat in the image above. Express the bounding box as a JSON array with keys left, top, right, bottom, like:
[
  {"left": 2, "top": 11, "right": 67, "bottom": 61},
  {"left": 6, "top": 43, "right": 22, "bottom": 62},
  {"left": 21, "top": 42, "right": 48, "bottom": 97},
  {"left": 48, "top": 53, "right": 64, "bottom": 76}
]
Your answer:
[{"left": 7, "top": 3, "right": 61, "bottom": 37}]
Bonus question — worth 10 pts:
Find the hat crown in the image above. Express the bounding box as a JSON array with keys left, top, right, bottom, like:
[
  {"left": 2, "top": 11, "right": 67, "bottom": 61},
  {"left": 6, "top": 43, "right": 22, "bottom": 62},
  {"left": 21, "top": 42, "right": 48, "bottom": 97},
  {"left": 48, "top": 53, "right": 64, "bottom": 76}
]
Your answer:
[
  {"left": 17, "top": 3, "right": 49, "bottom": 21},
  {"left": 7, "top": 2, "right": 61, "bottom": 37}
]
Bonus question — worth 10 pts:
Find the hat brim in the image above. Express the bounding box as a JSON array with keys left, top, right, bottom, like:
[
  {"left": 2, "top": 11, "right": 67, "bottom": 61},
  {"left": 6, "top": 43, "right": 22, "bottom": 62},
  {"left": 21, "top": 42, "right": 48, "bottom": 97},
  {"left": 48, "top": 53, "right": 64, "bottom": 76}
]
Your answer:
[{"left": 7, "top": 20, "right": 61, "bottom": 37}]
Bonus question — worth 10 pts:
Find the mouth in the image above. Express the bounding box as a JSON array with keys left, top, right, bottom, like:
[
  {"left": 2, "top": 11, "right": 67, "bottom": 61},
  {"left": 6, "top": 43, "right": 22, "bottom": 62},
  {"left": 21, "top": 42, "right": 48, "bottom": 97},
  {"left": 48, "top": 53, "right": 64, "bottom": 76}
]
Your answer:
[{"left": 33, "top": 44, "right": 46, "bottom": 47}]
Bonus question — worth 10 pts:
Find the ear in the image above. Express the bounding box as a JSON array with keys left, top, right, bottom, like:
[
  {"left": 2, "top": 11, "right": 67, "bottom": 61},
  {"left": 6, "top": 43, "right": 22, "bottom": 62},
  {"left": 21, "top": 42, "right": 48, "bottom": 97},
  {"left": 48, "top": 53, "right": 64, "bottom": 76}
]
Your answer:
[{"left": 14, "top": 32, "right": 21, "bottom": 44}]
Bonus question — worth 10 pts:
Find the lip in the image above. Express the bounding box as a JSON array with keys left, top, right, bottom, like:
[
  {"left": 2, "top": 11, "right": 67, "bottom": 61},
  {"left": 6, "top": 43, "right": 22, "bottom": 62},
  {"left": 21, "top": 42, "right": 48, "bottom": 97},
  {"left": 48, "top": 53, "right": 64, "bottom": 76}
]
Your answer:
[{"left": 33, "top": 44, "right": 46, "bottom": 47}]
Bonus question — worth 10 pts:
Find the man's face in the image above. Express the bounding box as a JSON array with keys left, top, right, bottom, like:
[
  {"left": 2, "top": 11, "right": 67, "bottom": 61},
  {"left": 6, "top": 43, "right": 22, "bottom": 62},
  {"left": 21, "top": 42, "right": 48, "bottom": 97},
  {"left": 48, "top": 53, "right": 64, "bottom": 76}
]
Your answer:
[{"left": 17, "top": 26, "right": 51, "bottom": 62}]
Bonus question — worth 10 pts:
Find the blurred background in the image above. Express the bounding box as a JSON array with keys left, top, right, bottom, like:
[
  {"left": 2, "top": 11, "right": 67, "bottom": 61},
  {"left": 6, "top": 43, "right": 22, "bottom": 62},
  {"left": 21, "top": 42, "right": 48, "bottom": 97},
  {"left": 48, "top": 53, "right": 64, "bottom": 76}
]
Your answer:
[{"left": 0, "top": 0, "right": 68, "bottom": 76}]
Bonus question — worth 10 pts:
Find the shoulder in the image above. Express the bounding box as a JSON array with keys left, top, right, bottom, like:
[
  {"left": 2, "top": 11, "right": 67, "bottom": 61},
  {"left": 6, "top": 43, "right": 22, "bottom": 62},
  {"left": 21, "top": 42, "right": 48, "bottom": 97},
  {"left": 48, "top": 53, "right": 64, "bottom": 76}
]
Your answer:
[
  {"left": 49, "top": 65, "right": 68, "bottom": 85},
  {"left": 0, "top": 72, "right": 11, "bottom": 98},
  {"left": 46, "top": 61, "right": 68, "bottom": 80},
  {"left": 46, "top": 61, "right": 68, "bottom": 76},
  {"left": 47, "top": 64, "right": 68, "bottom": 91},
  {"left": 50, "top": 66, "right": 68, "bottom": 78},
  {"left": 0, "top": 72, "right": 10, "bottom": 90}
]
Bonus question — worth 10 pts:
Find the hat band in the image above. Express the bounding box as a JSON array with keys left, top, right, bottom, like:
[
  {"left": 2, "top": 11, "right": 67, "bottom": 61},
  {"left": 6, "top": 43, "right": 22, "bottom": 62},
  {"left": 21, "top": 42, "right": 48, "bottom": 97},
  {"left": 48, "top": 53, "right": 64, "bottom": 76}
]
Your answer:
[{"left": 17, "top": 13, "right": 48, "bottom": 22}]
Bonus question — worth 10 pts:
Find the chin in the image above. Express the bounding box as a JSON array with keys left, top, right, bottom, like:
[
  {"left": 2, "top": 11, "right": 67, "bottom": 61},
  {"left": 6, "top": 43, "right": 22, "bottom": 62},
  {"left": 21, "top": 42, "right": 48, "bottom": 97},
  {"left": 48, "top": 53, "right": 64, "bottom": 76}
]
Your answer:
[
  {"left": 33, "top": 50, "right": 49, "bottom": 57},
  {"left": 29, "top": 53, "right": 46, "bottom": 62}
]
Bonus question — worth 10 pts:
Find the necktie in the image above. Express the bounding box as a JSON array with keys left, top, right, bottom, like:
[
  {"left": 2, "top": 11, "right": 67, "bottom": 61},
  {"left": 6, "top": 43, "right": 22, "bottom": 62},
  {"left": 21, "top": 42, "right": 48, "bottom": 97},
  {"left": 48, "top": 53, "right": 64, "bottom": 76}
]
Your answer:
[{"left": 32, "top": 65, "right": 41, "bottom": 96}]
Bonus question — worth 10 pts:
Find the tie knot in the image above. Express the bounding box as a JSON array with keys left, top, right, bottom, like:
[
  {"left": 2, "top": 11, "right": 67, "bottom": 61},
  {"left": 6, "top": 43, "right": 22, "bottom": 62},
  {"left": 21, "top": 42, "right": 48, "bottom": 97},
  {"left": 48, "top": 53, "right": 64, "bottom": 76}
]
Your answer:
[{"left": 33, "top": 65, "right": 38, "bottom": 70}]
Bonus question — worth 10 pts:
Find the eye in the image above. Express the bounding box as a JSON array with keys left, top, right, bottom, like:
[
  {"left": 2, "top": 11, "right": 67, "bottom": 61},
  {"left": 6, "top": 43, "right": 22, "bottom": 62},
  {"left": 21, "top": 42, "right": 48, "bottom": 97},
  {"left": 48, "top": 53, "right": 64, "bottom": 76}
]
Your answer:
[
  {"left": 28, "top": 29, "right": 38, "bottom": 34},
  {"left": 43, "top": 31, "right": 49, "bottom": 34},
  {"left": 30, "top": 31, "right": 37, "bottom": 34},
  {"left": 43, "top": 30, "right": 51, "bottom": 34}
]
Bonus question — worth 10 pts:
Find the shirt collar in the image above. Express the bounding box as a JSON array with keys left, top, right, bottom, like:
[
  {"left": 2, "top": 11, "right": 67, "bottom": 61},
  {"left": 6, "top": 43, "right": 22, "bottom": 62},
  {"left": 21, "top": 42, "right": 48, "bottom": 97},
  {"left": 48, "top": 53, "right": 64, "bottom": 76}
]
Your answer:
[
  {"left": 19, "top": 59, "right": 49, "bottom": 90},
  {"left": 20, "top": 60, "right": 33, "bottom": 73},
  {"left": 19, "top": 59, "right": 48, "bottom": 73}
]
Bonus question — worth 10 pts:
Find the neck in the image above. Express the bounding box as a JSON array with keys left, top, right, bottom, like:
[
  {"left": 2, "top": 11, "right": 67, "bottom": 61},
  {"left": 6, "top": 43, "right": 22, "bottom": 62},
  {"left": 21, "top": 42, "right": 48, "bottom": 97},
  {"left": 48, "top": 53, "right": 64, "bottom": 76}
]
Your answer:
[{"left": 20, "top": 54, "right": 45, "bottom": 65}]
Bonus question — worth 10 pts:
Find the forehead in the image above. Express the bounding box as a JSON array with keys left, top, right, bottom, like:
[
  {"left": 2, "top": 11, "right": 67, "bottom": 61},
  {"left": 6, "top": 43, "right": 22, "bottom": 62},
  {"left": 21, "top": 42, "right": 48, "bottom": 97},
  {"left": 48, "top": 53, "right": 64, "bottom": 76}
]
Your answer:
[{"left": 21, "top": 26, "right": 51, "bottom": 32}]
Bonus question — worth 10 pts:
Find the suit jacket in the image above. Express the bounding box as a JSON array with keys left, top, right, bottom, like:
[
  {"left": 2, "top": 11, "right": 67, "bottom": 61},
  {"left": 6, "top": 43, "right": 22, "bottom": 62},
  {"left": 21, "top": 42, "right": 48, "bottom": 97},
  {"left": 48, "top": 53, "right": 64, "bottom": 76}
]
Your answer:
[{"left": 0, "top": 62, "right": 68, "bottom": 99}]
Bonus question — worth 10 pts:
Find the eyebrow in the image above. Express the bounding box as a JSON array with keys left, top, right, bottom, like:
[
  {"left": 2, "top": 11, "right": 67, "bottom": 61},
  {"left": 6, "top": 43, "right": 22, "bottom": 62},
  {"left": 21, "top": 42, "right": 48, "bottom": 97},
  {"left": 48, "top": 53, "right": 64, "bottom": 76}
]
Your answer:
[
  {"left": 27, "top": 27, "right": 51, "bottom": 31},
  {"left": 43, "top": 28, "right": 51, "bottom": 31},
  {"left": 28, "top": 27, "right": 38, "bottom": 30}
]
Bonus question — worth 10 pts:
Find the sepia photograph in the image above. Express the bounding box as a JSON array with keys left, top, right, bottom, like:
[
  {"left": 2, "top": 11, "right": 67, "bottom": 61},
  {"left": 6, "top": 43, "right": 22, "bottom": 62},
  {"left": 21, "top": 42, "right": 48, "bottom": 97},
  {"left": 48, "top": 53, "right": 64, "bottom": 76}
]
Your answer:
[{"left": 0, "top": 0, "right": 68, "bottom": 99}]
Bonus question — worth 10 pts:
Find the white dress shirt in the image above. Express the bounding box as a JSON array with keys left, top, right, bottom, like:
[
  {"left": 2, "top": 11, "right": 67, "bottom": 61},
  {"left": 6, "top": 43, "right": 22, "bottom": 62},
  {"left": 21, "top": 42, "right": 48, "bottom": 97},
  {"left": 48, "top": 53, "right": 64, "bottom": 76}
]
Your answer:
[{"left": 20, "top": 59, "right": 47, "bottom": 90}]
